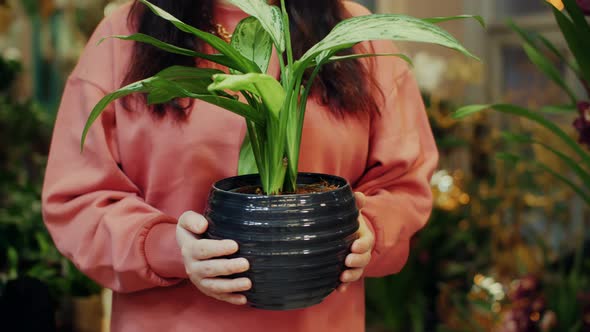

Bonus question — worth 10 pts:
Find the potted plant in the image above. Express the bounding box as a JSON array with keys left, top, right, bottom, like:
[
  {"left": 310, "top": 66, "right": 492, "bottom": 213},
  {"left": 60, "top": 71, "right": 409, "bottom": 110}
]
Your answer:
[{"left": 81, "top": 0, "right": 481, "bottom": 310}]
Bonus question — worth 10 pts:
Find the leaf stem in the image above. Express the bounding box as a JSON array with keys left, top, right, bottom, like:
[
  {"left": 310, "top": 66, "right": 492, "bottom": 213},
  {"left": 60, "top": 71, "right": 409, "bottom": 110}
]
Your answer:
[
  {"left": 295, "top": 62, "right": 322, "bottom": 154},
  {"left": 280, "top": 0, "right": 293, "bottom": 67}
]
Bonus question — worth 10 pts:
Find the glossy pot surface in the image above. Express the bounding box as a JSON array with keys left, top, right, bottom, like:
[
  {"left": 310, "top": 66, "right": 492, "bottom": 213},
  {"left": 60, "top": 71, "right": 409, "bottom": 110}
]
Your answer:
[{"left": 204, "top": 173, "right": 359, "bottom": 310}]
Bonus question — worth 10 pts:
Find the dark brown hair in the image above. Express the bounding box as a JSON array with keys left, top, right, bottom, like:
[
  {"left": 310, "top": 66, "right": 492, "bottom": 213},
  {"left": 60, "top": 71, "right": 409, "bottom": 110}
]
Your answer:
[{"left": 124, "top": 0, "right": 379, "bottom": 116}]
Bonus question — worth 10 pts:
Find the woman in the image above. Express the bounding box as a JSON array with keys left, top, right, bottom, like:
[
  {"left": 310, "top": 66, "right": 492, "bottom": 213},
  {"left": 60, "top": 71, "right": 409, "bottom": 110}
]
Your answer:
[{"left": 42, "top": 0, "right": 437, "bottom": 331}]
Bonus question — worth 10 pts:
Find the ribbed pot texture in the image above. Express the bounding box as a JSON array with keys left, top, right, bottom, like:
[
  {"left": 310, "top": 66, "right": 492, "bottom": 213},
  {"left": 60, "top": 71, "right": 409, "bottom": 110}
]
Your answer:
[{"left": 204, "top": 173, "right": 359, "bottom": 310}]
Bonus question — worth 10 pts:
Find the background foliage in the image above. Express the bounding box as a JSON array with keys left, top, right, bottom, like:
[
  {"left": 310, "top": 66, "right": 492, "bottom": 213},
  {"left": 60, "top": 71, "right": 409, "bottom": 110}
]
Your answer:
[{"left": 0, "top": 52, "right": 100, "bottom": 299}]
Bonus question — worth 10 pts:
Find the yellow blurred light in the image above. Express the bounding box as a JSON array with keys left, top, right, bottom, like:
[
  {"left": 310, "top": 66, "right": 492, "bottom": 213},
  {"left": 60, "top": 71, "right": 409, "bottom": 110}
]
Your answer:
[
  {"left": 530, "top": 312, "right": 541, "bottom": 322},
  {"left": 459, "top": 193, "right": 470, "bottom": 205},
  {"left": 546, "top": 0, "right": 565, "bottom": 10}
]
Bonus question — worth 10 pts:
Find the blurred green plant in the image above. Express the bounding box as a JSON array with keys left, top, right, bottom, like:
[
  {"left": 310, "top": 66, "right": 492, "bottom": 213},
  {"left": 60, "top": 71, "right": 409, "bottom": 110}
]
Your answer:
[
  {"left": 0, "top": 53, "right": 100, "bottom": 299},
  {"left": 365, "top": 204, "right": 495, "bottom": 332},
  {"left": 454, "top": 0, "right": 590, "bottom": 330}
]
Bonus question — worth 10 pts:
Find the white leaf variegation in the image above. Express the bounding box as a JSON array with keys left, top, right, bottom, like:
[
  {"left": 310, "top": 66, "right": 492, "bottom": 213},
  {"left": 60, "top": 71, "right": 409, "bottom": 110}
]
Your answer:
[
  {"left": 231, "top": 16, "right": 273, "bottom": 73},
  {"left": 301, "top": 14, "right": 479, "bottom": 65},
  {"left": 228, "top": 0, "right": 285, "bottom": 52}
]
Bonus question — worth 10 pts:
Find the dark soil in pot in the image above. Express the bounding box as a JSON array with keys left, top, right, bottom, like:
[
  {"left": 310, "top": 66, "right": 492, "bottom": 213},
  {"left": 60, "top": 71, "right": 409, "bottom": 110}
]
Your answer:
[{"left": 204, "top": 173, "right": 359, "bottom": 310}]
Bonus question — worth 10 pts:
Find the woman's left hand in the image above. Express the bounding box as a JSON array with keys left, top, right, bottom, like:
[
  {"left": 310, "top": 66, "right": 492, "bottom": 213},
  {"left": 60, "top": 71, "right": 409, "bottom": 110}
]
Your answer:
[{"left": 338, "top": 192, "right": 374, "bottom": 292}]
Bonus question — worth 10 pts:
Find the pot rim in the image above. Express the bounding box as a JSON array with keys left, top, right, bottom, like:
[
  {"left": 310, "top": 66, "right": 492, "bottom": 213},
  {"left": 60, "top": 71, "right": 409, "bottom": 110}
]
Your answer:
[{"left": 211, "top": 172, "right": 352, "bottom": 198}]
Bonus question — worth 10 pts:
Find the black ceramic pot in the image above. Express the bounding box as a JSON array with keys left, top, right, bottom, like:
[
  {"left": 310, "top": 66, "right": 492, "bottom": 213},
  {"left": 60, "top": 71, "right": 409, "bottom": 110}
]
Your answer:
[{"left": 204, "top": 173, "right": 359, "bottom": 310}]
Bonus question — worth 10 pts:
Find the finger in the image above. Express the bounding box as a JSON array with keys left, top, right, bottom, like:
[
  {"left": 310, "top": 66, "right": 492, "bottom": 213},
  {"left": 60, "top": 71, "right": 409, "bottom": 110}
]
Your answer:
[
  {"left": 188, "top": 258, "right": 249, "bottom": 278},
  {"left": 340, "top": 268, "right": 364, "bottom": 283},
  {"left": 351, "top": 218, "right": 374, "bottom": 253},
  {"left": 337, "top": 283, "right": 348, "bottom": 293},
  {"left": 179, "top": 211, "right": 209, "bottom": 235},
  {"left": 351, "top": 237, "right": 372, "bottom": 254},
  {"left": 188, "top": 239, "right": 239, "bottom": 260},
  {"left": 354, "top": 192, "right": 366, "bottom": 210},
  {"left": 213, "top": 293, "right": 248, "bottom": 306},
  {"left": 176, "top": 224, "right": 198, "bottom": 250},
  {"left": 199, "top": 277, "right": 252, "bottom": 294},
  {"left": 345, "top": 252, "right": 371, "bottom": 268}
]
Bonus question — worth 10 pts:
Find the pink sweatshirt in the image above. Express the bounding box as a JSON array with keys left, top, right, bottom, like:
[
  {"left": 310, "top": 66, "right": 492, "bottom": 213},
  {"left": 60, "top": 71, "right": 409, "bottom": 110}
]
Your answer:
[{"left": 42, "top": 2, "right": 438, "bottom": 331}]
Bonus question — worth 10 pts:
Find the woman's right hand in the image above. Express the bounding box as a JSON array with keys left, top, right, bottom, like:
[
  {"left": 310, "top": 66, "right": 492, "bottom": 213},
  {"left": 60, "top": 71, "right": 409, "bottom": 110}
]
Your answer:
[{"left": 176, "top": 211, "right": 251, "bottom": 305}]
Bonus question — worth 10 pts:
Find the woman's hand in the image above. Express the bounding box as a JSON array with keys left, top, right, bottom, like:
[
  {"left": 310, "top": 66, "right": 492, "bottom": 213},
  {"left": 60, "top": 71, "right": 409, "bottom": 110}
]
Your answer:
[
  {"left": 339, "top": 192, "right": 375, "bottom": 291},
  {"left": 176, "top": 211, "right": 251, "bottom": 305}
]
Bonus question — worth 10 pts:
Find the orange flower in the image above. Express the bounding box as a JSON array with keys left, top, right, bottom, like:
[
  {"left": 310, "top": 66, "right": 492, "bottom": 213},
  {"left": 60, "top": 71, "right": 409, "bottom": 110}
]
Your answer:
[{"left": 546, "top": 0, "right": 565, "bottom": 10}]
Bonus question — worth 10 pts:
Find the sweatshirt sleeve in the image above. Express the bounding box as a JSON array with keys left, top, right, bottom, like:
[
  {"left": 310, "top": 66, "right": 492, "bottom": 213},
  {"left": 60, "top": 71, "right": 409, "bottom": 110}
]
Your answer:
[
  {"left": 42, "top": 77, "right": 187, "bottom": 293},
  {"left": 42, "top": 10, "right": 187, "bottom": 293},
  {"left": 354, "top": 44, "right": 439, "bottom": 278}
]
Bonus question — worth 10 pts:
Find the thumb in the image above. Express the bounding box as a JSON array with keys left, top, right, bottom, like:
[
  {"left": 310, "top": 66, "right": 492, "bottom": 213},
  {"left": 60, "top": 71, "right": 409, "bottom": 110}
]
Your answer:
[
  {"left": 178, "top": 211, "right": 209, "bottom": 235},
  {"left": 354, "top": 192, "right": 366, "bottom": 210}
]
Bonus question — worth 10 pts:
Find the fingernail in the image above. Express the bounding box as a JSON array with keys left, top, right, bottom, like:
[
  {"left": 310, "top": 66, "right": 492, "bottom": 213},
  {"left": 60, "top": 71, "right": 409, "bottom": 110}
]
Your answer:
[
  {"left": 240, "top": 258, "right": 249, "bottom": 269},
  {"left": 193, "top": 220, "right": 204, "bottom": 232},
  {"left": 345, "top": 256, "right": 352, "bottom": 267},
  {"left": 224, "top": 241, "right": 237, "bottom": 252},
  {"left": 242, "top": 279, "right": 251, "bottom": 289}
]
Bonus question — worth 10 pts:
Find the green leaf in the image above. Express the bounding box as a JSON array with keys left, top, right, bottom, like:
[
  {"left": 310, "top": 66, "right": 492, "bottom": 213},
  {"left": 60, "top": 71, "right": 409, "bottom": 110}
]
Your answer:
[
  {"left": 81, "top": 67, "right": 266, "bottom": 151},
  {"left": 310, "top": 53, "right": 414, "bottom": 68},
  {"left": 279, "top": 0, "right": 293, "bottom": 67},
  {"left": 496, "top": 152, "right": 520, "bottom": 164},
  {"left": 553, "top": 7, "right": 590, "bottom": 84},
  {"left": 424, "top": 15, "right": 485, "bottom": 28},
  {"left": 143, "top": 80, "right": 192, "bottom": 105},
  {"left": 507, "top": 19, "right": 539, "bottom": 48},
  {"left": 144, "top": 66, "right": 265, "bottom": 125},
  {"left": 138, "top": 0, "right": 259, "bottom": 73},
  {"left": 227, "top": 0, "right": 285, "bottom": 52},
  {"left": 240, "top": 92, "right": 269, "bottom": 189},
  {"left": 195, "top": 95, "right": 264, "bottom": 124},
  {"left": 155, "top": 66, "right": 222, "bottom": 90},
  {"left": 81, "top": 81, "right": 148, "bottom": 150},
  {"left": 99, "top": 34, "right": 198, "bottom": 56},
  {"left": 508, "top": 20, "right": 582, "bottom": 79},
  {"left": 562, "top": 0, "right": 590, "bottom": 36},
  {"left": 150, "top": 79, "right": 265, "bottom": 125},
  {"left": 496, "top": 152, "right": 590, "bottom": 205},
  {"left": 208, "top": 73, "right": 285, "bottom": 119},
  {"left": 35, "top": 231, "right": 50, "bottom": 254},
  {"left": 454, "top": 104, "right": 590, "bottom": 168},
  {"left": 100, "top": 34, "right": 238, "bottom": 69},
  {"left": 522, "top": 42, "right": 578, "bottom": 104},
  {"left": 501, "top": 132, "right": 590, "bottom": 185},
  {"left": 539, "top": 104, "right": 577, "bottom": 113},
  {"left": 231, "top": 16, "right": 273, "bottom": 73},
  {"left": 7, "top": 246, "right": 18, "bottom": 279},
  {"left": 238, "top": 131, "right": 259, "bottom": 175},
  {"left": 301, "top": 14, "right": 480, "bottom": 66},
  {"left": 500, "top": 132, "right": 531, "bottom": 144},
  {"left": 145, "top": 86, "right": 175, "bottom": 105},
  {"left": 537, "top": 33, "right": 581, "bottom": 74},
  {"left": 142, "top": 66, "right": 223, "bottom": 104}
]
